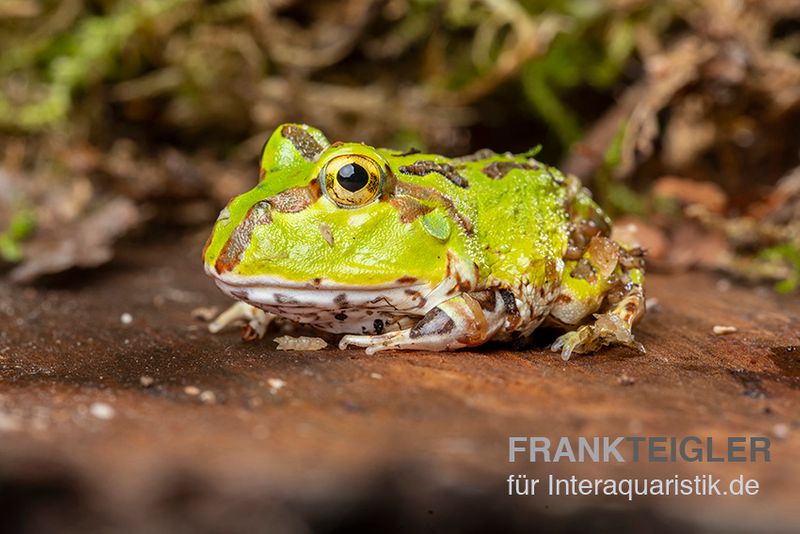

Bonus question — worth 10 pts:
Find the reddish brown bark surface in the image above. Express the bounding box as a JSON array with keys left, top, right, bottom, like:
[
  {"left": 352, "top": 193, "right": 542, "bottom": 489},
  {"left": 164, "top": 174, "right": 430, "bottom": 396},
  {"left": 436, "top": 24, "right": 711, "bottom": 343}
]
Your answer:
[{"left": 1, "top": 233, "right": 798, "bottom": 532}]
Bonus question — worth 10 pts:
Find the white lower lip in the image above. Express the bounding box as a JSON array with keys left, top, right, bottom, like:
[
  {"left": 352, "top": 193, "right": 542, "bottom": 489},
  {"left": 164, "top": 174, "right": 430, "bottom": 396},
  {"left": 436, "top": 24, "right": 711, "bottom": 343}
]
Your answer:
[{"left": 207, "top": 267, "right": 433, "bottom": 312}]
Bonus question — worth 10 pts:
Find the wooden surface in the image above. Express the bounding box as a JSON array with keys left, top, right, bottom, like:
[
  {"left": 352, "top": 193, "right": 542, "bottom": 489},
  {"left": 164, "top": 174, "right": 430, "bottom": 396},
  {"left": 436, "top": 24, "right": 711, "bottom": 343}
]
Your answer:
[{"left": 0, "top": 231, "right": 798, "bottom": 533}]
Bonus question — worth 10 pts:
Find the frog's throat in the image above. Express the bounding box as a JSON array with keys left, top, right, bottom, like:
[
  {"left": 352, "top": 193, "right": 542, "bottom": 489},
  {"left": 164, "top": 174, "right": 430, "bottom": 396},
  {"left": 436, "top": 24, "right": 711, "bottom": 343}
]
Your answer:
[
  {"left": 204, "top": 252, "right": 480, "bottom": 328},
  {"left": 208, "top": 270, "right": 444, "bottom": 316}
]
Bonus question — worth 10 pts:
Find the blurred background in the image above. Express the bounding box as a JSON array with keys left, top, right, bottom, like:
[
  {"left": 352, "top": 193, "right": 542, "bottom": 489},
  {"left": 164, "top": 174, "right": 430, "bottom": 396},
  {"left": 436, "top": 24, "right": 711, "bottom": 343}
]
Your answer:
[{"left": 0, "top": 0, "right": 798, "bottom": 289}]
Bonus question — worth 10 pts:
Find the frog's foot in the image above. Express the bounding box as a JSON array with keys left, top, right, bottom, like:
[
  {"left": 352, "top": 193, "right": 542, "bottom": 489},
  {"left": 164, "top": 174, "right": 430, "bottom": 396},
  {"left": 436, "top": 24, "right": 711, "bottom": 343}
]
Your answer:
[
  {"left": 339, "top": 291, "right": 506, "bottom": 354},
  {"left": 551, "top": 283, "right": 646, "bottom": 361},
  {"left": 209, "top": 302, "right": 275, "bottom": 341},
  {"left": 551, "top": 313, "right": 644, "bottom": 361}
]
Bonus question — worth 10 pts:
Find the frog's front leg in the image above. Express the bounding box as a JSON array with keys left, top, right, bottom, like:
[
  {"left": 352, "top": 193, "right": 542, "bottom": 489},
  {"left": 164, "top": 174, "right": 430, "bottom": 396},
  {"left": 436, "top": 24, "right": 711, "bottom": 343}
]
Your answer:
[
  {"left": 339, "top": 290, "right": 506, "bottom": 354},
  {"left": 548, "top": 236, "right": 647, "bottom": 360}
]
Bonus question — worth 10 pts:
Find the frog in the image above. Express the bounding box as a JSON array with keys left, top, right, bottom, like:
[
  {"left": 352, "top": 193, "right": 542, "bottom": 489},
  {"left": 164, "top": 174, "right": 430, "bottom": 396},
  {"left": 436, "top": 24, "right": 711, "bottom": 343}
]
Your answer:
[{"left": 203, "top": 123, "right": 646, "bottom": 360}]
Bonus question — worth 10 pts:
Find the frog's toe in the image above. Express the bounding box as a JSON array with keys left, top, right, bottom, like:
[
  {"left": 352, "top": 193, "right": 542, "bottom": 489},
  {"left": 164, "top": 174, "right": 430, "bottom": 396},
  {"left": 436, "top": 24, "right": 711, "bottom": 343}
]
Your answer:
[
  {"left": 339, "top": 332, "right": 406, "bottom": 354},
  {"left": 209, "top": 302, "right": 274, "bottom": 340},
  {"left": 551, "top": 331, "right": 575, "bottom": 361},
  {"left": 594, "top": 313, "right": 645, "bottom": 353},
  {"left": 551, "top": 313, "right": 644, "bottom": 361}
]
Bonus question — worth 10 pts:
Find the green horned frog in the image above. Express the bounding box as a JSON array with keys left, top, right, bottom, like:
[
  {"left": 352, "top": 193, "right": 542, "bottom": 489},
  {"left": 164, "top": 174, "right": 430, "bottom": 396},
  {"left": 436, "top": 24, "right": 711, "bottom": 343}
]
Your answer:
[{"left": 203, "top": 123, "right": 646, "bottom": 360}]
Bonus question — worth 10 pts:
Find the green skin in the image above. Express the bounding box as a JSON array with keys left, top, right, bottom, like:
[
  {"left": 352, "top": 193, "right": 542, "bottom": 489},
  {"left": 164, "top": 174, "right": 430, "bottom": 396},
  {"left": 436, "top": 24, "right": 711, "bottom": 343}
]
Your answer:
[{"left": 204, "top": 124, "right": 646, "bottom": 359}]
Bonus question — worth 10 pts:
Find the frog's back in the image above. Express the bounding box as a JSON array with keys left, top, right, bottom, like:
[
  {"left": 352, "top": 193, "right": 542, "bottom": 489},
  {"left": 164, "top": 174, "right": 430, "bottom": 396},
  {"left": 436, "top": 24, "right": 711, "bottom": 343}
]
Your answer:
[{"left": 381, "top": 148, "right": 570, "bottom": 288}]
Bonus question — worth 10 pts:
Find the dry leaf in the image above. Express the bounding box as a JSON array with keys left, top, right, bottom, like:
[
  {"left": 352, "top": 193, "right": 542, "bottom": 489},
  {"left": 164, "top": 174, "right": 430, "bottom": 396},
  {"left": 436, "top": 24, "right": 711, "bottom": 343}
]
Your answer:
[{"left": 10, "top": 198, "right": 141, "bottom": 283}]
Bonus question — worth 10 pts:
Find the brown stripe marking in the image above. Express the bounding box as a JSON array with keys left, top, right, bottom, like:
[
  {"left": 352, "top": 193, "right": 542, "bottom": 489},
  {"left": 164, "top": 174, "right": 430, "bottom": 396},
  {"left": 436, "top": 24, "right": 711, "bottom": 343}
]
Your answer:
[
  {"left": 482, "top": 161, "right": 538, "bottom": 180},
  {"left": 395, "top": 180, "right": 473, "bottom": 235},
  {"left": 281, "top": 124, "right": 324, "bottom": 161},
  {"left": 399, "top": 160, "right": 469, "bottom": 188},
  {"left": 215, "top": 201, "right": 272, "bottom": 274},
  {"left": 269, "top": 184, "right": 320, "bottom": 213},
  {"left": 388, "top": 196, "right": 434, "bottom": 223}
]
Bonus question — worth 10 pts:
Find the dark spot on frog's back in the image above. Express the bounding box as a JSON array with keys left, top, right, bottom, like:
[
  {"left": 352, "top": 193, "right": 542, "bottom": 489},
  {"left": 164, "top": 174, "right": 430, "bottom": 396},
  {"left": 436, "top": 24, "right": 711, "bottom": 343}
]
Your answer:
[
  {"left": 335, "top": 312, "right": 348, "bottom": 321},
  {"left": 334, "top": 293, "right": 349, "bottom": 307},
  {"left": 400, "top": 160, "right": 469, "bottom": 188},
  {"left": 482, "top": 161, "right": 538, "bottom": 180},
  {"left": 281, "top": 124, "right": 324, "bottom": 161},
  {"left": 214, "top": 201, "right": 272, "bottom": 274},
  {"left": 396, "top": 275, "right": 417, "bottom": 284}
]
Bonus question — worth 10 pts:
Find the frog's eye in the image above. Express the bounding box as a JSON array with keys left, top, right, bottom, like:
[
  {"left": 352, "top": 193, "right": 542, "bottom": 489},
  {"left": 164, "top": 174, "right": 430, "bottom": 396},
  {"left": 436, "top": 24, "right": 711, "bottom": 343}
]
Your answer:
[{"left": 320, "top": 154, "right": 383, "bottom": 208}]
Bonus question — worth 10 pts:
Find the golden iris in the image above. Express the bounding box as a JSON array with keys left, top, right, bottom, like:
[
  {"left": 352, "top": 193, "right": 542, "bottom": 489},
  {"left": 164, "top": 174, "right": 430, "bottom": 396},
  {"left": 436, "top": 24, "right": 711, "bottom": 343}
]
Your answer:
[{"left": 321, "top": 154, "right": 383, "bottom": 208}]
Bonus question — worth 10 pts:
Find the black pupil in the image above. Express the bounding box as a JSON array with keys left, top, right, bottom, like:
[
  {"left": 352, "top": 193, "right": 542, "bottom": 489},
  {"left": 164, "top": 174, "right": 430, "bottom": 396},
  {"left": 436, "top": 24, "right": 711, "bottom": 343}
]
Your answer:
[{"left": 337, "top": 163, "right": 369, "bottom": 192}]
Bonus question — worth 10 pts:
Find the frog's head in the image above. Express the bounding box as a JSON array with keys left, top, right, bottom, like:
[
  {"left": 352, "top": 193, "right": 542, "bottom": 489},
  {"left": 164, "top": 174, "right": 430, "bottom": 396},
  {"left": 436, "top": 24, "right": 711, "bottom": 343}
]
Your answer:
[{"left": 203, "top": 124, "right": 476, "bottom": 328}]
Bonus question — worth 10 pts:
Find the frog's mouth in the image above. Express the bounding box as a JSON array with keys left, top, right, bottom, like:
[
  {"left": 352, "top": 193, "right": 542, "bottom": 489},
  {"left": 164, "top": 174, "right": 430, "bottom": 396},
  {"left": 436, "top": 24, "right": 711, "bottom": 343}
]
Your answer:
[{"left": 206, "top": 266, "right": 448, "bottom": 316}]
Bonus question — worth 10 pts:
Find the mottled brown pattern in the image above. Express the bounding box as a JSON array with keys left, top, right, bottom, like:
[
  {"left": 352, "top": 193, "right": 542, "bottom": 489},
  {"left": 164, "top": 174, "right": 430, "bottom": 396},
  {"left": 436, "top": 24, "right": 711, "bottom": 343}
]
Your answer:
[
  {"left": 563, "top": 244, "right": 583, "bottom": 261},
  {"left": 389, "top": 196, "right": 434, "bottom": 223},
  {"left": 481, "top": 161, "right": 538, "bottom": 180},
  {"left": 395, "top": 181, "right": 473, "bottom": 235},
  {"left": 619, "top": 246, "right": 646, "bottom": 269},
  {"left": 269, "top": 186, "right": 318, "bottom": 213},
  {"left": 568, "top": 219, "right": 607, "bottom": 255},
  {"left": 499, "top": 288, "right": 519, "bottom": 323},
  {"left": 570, "top": 258, "right": 598, "bottom": 283},
  {"left": 215, "top": 201, "right": 271, "bottom": 274},
  {"left": 281, "top": 124, "right": 324, "bottom": 161},
  {"left": 399, "top": 160, "right": 469, "bottom": 188}
]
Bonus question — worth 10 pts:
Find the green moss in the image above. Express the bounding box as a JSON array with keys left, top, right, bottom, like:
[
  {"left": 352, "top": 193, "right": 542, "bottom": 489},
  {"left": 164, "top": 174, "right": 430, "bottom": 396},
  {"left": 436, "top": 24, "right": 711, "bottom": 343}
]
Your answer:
[{"left": 0, "top": 208, "right": 36, "bottom": 262}]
